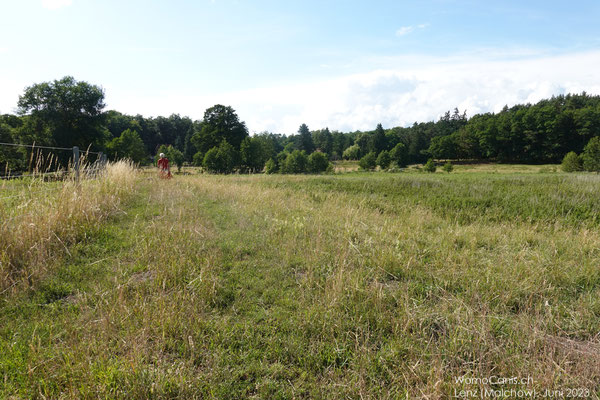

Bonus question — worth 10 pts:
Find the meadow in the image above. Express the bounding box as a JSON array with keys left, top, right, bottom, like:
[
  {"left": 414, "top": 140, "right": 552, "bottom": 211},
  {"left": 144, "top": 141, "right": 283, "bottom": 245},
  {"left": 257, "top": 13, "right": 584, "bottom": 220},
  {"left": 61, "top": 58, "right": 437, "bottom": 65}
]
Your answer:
[{"left": 1, "top": 164, "right": 600, "bottom": 399}]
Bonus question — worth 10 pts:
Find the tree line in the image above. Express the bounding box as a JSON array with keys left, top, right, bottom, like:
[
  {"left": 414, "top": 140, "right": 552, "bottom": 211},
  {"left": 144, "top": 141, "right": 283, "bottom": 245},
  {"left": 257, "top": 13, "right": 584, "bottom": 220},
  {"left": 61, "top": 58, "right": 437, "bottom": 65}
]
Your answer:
[{"left": 2, "top": 76, "right": 600, "bottom": 174}]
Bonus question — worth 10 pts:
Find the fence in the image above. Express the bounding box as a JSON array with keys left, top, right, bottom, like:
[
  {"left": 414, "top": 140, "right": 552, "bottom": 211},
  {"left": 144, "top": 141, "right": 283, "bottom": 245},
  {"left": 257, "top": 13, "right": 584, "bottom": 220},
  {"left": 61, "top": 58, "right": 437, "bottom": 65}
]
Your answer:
[{"left": 0, "top": 142, "right": 108, "bottom": 201}]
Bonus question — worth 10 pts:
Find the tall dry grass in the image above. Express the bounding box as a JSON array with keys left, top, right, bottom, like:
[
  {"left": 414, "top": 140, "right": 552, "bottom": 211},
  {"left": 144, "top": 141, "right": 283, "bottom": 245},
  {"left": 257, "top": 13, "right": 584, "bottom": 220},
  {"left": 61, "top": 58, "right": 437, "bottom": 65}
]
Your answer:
[{"left": 0, "top": 160, "right": 137, "bottom": 293}]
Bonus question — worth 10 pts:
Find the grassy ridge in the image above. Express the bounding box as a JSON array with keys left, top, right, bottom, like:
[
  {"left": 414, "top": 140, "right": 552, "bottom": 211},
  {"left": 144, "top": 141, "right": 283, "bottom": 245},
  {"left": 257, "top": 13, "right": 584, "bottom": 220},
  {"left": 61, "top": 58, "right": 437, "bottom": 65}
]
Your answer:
[{"left": 2, "top": 170, "right": 600, "bottom": 398}]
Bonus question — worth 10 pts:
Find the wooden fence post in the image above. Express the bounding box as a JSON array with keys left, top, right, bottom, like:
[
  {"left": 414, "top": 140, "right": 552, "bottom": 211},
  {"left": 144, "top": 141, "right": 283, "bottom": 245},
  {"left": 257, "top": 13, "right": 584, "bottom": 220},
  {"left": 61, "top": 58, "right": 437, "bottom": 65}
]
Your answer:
[{"left": 97, "top": 152, "right": 103, "bottom": 175}]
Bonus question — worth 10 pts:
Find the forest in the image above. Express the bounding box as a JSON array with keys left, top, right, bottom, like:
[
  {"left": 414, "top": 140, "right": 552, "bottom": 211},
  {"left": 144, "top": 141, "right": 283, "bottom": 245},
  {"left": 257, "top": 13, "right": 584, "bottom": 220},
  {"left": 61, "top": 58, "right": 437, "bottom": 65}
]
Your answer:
[{"left": 2, "top": 76, "right": 600, "bottom": 174}]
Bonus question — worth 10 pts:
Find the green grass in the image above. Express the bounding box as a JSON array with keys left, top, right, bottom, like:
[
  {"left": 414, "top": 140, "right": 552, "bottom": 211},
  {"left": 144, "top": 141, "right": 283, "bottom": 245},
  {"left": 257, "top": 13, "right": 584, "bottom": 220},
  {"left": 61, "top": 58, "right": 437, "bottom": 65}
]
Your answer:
[{"left": 2, "top": 168, "right": 600, "bottom": 398}]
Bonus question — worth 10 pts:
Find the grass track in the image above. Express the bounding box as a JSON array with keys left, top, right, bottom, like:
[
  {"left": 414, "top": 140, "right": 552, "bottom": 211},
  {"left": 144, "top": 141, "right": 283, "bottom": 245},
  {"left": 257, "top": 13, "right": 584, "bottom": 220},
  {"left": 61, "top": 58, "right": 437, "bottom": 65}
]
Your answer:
[{"left": 2, "top": 171, "right": 600, "bottom": 398}]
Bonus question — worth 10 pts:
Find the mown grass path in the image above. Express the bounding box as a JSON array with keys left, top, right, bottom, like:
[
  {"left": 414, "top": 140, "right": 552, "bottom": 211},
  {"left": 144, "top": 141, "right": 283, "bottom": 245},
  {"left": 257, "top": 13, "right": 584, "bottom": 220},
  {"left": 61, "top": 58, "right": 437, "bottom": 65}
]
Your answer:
[{"left": 2, "top": 172, "right": 600, "bottom": 398}]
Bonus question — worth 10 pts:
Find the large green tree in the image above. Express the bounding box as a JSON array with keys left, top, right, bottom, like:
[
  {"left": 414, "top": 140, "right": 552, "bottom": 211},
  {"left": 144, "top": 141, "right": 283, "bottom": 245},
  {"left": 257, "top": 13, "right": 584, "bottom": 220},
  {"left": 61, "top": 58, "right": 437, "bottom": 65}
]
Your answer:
[
  {"left": 240, "top": 136, "right": 273, "bottom": 173},
  {"left": 370, "top": 123, "right": 387, "bottom": 154},
  {"left": 297, "top": 124, "right": 314, "bottom": 154},
  {"left": 428, "top": 135, "right": 457, "bottom": 160},
  {"left": 16, "top": 76, "right": 109, "bottom": 153},
  {"left": 191, "top": 105, "right": 248, "bottom": 159},
  {"left": 355, "top": 133, "right": 371, "bottom": 157},
  {"left": 312, "top": 127, "right": 333, "bottom": 156}
]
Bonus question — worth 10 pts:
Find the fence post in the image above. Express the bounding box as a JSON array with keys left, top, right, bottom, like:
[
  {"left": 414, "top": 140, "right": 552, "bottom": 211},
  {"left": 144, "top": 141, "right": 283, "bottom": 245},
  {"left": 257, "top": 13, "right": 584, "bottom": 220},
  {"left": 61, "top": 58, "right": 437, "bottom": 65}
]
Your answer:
[
  {"left": 73, "top": 146, "right": 80, "bottom": 184},
  {"left": 97, "top": 152, "right": 103, "bottom": 175}
]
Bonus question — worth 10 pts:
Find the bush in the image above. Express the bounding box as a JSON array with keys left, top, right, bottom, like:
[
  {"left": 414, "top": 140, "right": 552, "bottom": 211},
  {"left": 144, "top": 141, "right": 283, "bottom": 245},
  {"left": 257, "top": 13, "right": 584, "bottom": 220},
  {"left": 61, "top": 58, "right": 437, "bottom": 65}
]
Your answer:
[
  {"left": 202, "top": 148, "right": 219, "bottom": 172},
  {"left": 308, "top": 151, "right": 330, "bottom": 173},
  {"left": 156, "top": 144, "right": 184, "bottom": 172},
  {"left": 276, "top": 151, "right": 288, "bottom": 167},
  {"left": 281, "top": 150, "right": 308, "bottom": 174},
  {"left": 423, "top": 159, "right": 436, "bottom": 173},
  {"left": 342, "top": 144, "right": 360, "bottom": 160},
  {"left": 265, "top": 158, "right": 278, "bottom": 174},
  {"left": 192, "top": 151, "right": 205, "bottom": 167},
  {"left": 376, "top": 150, "right": 391, "bottom": 170},
  {"left": 359, "top": 152, "right": 377, "bottom": 171},
  {"left": 107, "top": 129, "right": 147, "bottom": 164},
  {"left": 390, "top": 142, "right": 407, "bottom": 167},
  {"left": 442, "top": 161, "right": 453, "bottom": 173},
  {"left": 582, "top": 137, "right": 600, "bottom": 172},
  {"left": 203, "top": 140, "right": 237, "bottom": 173},
  {"left": 561, "top": 151, "right": 582, "bottom": 172}
]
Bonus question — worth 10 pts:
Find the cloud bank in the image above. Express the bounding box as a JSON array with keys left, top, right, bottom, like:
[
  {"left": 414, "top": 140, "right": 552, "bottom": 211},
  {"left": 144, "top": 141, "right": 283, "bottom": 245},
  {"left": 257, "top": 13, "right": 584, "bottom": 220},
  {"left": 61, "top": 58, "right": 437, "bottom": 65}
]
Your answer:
[{"left": 106, "top": 50, "right": 600, "bottom": 134}]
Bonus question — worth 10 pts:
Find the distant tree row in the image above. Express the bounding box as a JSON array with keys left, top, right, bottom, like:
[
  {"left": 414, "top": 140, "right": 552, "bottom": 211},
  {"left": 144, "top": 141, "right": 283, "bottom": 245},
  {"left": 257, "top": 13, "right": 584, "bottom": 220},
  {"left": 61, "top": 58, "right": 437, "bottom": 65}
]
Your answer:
[
  {"left": 2, "top": 76, "right": 600, "bottom": 174},
  {"left": 425, "top": 94, "right": 600, "bottom": 163}
]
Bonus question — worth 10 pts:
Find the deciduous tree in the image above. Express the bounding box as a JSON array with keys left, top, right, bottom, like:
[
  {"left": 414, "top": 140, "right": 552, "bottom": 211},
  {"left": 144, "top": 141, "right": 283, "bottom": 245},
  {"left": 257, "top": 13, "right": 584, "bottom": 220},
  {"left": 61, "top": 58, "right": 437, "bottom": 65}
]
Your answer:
[{"left": 16, "top": 76, "right": 108, "bottom": 154}]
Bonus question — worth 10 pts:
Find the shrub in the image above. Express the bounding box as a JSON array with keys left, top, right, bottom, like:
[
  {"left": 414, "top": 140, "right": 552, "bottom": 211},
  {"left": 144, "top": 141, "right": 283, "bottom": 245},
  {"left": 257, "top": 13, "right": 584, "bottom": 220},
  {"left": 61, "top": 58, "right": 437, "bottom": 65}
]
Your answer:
[
  {"left": 342, "top": 144, "right": 360, "bottom": 160},
  {"left": 561, "top": 152, "right": 582, "bottom": 172},
  {"left": 156, "top": 145, "right": 184, "bottom": 172},
  {"left": 276, "top": 151, "right": 288, "bottom": 167},
  {"left": 308, "top": 151, "right": 330, "bottom": 173},
  {"left": 359, "top": 152, "right": 377, "bottom": 171},
  {"left": 582, "top": 137, "right": 600, "bottom": 172},
  {"left": 376, "top": 150, "right": 391, "bottom": 170},
  {"left": 202, "top": 148, "right": 219, "bottom": 172},
  {"left": 424, "top": 159, "right": 436, "bottom": 173},
  {"left": 203, "top": 140, "right": 236, "bottom": 173},
  {"left": 442, "top": 161, "right": 453, "bottom": 173},
  {"left": 281, "top": 150, "right": 308, "bottom": 174},
  {"left": 192, "top": 151, "right": 205, "bottom": 167},
  {"left": 265, "top": 158, "right": 278, "bottom": 174},
  {"left": 390, "top": 143, "right": 407, "bottom": 167},
  {"left": 107, "top": 129, "right": 147, "bottom": 164}
]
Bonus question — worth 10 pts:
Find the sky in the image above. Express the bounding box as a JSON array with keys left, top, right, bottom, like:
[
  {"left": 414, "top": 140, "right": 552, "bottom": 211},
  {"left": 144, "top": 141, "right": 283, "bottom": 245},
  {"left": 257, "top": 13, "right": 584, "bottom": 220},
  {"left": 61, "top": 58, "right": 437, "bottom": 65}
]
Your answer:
[{"left": 1, "top": 0, "right": 600, "bottom": 134}]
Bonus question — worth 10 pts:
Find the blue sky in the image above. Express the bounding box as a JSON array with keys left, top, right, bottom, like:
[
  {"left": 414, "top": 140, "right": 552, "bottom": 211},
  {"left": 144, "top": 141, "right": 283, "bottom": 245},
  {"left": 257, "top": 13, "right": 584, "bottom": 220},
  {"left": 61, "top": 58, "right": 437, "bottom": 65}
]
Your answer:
[{"left": 1, "top": 0, "right": 600, "bottom": 133}]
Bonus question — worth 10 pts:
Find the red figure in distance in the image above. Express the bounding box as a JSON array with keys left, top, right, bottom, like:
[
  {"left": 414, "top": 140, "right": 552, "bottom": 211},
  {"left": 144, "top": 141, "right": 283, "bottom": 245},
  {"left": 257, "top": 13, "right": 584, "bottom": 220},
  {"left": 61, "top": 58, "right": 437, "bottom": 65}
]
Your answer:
[{"left": 157, "top": 152, "right": 172, "bottom": 179}]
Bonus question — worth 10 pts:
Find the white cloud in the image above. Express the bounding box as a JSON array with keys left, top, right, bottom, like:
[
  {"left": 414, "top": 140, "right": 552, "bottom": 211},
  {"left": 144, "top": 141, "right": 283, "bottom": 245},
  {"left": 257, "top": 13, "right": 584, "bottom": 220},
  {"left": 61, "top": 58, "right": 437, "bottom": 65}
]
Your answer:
[
  {"left": 98, "top": 50, "right": 600, "bottom": 134},
  {"left": 396, "top": 23, "right": 428, "bottom": 37},
  {"left": 396, "top": 26, "right": 414, "bottom": 36},
  {"left": 41, "top": 0, "right": 72, "bottom": 10},
  {"left": 0, "top": 78, "right": 26, "bottom": 114}
]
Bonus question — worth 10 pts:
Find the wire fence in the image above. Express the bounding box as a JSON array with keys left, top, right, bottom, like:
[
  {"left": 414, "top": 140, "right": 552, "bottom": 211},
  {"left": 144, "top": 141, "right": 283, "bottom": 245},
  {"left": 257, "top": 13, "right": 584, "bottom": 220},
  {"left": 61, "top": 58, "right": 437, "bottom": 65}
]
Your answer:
[
  {"left": 0, "top": 142, "right": 101, "bottom": 154},
  {"left": 0, "top": 142, "right": 108, "bottom": 202}
]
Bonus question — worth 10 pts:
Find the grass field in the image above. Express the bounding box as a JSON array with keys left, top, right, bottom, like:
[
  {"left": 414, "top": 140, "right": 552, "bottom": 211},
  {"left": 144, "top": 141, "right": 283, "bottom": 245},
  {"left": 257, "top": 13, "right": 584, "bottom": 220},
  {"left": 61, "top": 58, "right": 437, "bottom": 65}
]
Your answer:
[
  {"left": 2, "top": 166, "right": 600, "bottom": 398},
  {"left": 333, "top": 160, "right": 561, "bottom": 174}
]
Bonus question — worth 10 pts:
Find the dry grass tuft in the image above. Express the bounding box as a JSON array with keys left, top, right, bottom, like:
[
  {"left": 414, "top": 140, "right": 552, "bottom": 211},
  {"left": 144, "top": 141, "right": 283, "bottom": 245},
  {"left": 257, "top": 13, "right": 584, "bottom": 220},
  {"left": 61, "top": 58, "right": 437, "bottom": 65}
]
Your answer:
[{"left": 0, "top": 160, "right": 137, "bottom": 293}]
